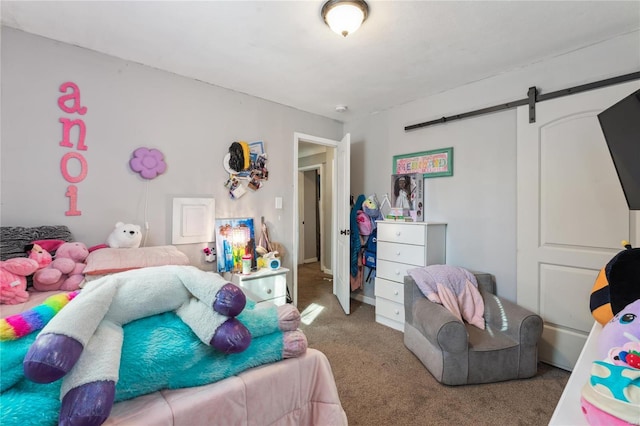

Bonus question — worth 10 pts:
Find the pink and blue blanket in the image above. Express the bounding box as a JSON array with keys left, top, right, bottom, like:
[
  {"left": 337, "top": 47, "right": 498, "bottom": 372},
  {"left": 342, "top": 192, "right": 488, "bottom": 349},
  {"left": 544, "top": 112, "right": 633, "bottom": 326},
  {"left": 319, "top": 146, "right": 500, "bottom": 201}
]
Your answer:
[{"left": 1, "top": 301, "right": 288, "bottom": 426}]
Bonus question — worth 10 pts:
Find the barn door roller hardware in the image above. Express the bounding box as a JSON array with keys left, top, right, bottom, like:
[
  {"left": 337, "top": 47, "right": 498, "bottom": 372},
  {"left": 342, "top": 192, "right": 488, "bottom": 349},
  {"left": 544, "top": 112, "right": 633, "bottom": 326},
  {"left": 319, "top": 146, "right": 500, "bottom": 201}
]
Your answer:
[{"left": 404, "top": 71, "right": 640, "bottom": 132}]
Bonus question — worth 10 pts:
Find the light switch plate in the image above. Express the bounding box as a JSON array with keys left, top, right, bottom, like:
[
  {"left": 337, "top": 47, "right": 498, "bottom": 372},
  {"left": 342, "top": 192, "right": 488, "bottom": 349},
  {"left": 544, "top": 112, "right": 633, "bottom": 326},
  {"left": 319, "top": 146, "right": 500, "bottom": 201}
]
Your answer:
[{"left": 275, "top": 197, "right": 283, "bottom": 209}]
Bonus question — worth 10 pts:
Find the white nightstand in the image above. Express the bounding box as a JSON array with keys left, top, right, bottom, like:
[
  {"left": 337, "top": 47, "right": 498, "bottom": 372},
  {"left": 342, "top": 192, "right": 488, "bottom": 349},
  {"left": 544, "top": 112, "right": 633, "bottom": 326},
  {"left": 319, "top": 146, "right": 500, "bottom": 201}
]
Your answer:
[{"left": 223, "top": 267, "right": 289, "bottom": 306}]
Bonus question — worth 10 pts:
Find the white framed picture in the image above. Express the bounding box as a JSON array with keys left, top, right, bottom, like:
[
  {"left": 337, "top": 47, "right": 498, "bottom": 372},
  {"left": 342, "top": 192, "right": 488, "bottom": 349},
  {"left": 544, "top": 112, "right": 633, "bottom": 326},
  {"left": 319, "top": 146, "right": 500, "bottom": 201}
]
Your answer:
[
  {"left": 171, "top": 197, "right": 215, "bottom": 244},
  {"left": 390, "top": 173, "right": 424, "bottom": 221}
]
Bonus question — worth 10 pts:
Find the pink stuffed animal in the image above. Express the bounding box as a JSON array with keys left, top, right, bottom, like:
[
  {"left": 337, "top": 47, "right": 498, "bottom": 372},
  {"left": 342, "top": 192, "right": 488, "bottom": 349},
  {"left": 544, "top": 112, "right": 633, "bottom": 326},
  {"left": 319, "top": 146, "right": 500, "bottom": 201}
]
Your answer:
[
  {"left": 1, "top": 257, "right": 39, "bottom": 304},
  {"left": 27, "top": 243, "right": 53, "bottom": 269},
  {"left": 32, "top": 242, "right": 89, "bottom": 292}
]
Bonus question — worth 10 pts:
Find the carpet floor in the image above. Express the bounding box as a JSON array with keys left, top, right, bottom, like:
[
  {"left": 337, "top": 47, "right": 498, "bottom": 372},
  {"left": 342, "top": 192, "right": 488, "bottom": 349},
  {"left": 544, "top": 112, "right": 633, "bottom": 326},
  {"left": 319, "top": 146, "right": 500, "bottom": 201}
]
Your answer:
[{"left": 296, "top": 262, "right": 571, "bottom": 426}]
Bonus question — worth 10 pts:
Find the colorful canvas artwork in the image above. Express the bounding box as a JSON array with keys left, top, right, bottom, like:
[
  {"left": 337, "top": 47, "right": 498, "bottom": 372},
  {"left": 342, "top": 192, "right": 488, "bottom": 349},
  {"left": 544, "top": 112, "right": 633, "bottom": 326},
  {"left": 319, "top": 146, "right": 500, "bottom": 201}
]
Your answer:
[{"left": 215, "top": 217, "right": 256, "bottom": 273}]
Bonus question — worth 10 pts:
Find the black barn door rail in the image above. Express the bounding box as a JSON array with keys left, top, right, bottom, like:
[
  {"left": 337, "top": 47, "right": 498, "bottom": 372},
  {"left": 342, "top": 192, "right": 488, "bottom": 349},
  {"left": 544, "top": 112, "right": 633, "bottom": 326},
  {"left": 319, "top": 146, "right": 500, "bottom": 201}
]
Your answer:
[{"left": 404, "top": 71, "right": 640, "bottom": 132}]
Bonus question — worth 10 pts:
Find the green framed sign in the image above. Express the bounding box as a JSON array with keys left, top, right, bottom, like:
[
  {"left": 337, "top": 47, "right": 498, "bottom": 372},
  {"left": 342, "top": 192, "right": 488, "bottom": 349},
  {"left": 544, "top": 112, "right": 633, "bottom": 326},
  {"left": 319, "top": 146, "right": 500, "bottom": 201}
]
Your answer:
[{"left": 392, "top": 147, "right": 453, "bottom": 178}]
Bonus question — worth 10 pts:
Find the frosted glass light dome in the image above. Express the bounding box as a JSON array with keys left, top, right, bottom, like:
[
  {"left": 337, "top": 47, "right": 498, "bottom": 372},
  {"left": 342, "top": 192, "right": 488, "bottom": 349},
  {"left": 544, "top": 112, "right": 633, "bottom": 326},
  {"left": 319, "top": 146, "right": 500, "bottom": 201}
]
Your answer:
[{"left": 322, "top": 0, "right": 369, "bottom": 37}]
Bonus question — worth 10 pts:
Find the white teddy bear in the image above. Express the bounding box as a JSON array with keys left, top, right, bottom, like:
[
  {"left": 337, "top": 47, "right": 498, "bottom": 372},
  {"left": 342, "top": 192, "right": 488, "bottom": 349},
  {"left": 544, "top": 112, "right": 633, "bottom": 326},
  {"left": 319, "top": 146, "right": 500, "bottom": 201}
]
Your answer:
[{"left": 106, "top": 222, "right": 142, "bottom": 248}]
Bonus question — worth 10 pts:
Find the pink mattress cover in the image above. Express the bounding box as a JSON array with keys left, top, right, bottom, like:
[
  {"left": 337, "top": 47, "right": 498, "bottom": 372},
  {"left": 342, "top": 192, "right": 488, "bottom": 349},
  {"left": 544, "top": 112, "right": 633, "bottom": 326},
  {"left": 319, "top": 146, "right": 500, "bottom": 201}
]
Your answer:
[{"left": 2, "top": 291, "right": 348, "bottom": 426}]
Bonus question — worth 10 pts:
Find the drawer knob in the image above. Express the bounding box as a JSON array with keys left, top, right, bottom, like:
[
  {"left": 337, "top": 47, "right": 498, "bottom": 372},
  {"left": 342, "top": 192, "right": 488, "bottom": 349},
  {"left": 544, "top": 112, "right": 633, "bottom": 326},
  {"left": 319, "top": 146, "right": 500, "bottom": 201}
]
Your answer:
[
  {"left": 395, "top": 251, "right": 401, "bottom": 256},
  {"left": 394, "top": 290, "right": 399, "bottom": 295},
  {"left": 266, "top": 288, "right": 272, "bottom": 294},
  {"left": 394, "top": 309, "right": 400, "bottom": 315},
  {"left": 395, "top": 270, "right": 400, "bottom": 276},
  {"left": 395, "top": 231, "right": 401, "bottom": 236}
]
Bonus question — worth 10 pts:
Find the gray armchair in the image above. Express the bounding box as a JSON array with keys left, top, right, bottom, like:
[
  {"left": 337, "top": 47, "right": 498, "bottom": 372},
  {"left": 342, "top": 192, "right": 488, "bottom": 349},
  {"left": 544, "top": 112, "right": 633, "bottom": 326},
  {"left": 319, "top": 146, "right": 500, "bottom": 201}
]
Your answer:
[{"left": 404, "top": 272, "right": 543, "bottom": 385}]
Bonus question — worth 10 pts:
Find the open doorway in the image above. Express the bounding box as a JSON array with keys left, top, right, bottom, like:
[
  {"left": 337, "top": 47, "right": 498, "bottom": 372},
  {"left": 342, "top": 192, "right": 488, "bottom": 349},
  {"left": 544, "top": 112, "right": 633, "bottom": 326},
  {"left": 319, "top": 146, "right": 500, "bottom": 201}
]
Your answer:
[
  {"left": 297, "top": 143, "right": 334, "bottom": 310},
  {"left": 298, "top": 168, "right": 321, "bottom": 264},
  {"left": 293, "top": 132, "right": 351, "bottom": 315}
]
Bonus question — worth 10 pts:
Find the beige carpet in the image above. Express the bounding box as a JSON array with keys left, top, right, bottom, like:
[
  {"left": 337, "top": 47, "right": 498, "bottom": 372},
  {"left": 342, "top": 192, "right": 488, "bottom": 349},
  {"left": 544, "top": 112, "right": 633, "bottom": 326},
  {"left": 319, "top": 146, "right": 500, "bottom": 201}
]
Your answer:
[{"left": 296, "top": 262, "right": 571, "bottom": 426}]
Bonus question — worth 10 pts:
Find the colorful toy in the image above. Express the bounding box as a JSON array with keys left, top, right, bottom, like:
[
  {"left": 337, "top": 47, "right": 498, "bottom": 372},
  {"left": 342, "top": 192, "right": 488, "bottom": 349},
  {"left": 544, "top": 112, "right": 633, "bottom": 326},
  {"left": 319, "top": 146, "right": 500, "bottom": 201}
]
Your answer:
[
  {"left": 581, "top": 239, "right": 640, "bottom": 425},
  {"left": 590, "top": 241, "right": 640, "bottom": 325},
  {"left": 356, "top": 209, "right": 373, "bottom": 236},
  {"left": 28, "top": 239, "right": 67, "bottom": 255},
  {"left": 0, "top": 291, "right": 79, "bottom": 340},
  {"left": 32, "top": 242, "right": 89, "bottom": 292},
  {"left": 597, "top": 299, "right": 640, "bottom": 362},
  {"left": 23, "top": 265, "right": 253, "bottom": 426},
  {"left": 3, "top": 293, "right": 305, "bottom": 426},
  {"left": 581, "top": 299, "right": 640, "bottom": 425},
  {"left": 26, "top": 243, "right": 53, "bottom": 269},
  {"left": 0, "top": 258, "right": 39, "bottom": 305},
  {"left": 106, "top": 221, "right": 142, "bottom": 249},
  {"left": 362, "top": 194, "right": 384, "bottom": 225}
]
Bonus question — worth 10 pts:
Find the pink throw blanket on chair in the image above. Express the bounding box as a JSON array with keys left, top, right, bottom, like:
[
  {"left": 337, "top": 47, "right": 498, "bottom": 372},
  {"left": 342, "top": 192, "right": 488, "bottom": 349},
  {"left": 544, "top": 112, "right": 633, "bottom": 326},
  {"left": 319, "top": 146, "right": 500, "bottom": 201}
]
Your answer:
[{"left": 408, "top": 265, "right": 485, "bottom": 329}]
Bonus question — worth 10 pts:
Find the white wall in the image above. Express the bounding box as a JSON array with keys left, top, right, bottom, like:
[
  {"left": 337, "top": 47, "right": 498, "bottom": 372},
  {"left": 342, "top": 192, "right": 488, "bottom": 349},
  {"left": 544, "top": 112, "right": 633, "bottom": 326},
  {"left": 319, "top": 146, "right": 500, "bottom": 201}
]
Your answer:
[
  {"left": 3, "top": 27, "right": 638, "bottom": 302},
  {"left": 346, "top": 31, "right": 640, "bottom": 301},
  {"left": 0, "top": 28, "right": 343, "bottom": 270}
]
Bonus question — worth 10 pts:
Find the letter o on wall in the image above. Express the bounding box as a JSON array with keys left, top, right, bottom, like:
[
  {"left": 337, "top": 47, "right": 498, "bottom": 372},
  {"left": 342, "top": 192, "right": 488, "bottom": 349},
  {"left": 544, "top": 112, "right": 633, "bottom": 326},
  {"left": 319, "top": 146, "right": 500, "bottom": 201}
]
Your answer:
[{"left": 60, "top": 152, "right": 88, "bottom": 183}]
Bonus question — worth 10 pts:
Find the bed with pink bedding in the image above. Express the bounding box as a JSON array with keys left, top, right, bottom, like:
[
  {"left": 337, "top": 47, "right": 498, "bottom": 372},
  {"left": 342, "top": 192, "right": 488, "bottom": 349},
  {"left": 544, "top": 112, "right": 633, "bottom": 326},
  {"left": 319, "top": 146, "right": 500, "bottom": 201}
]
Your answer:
[
  {"left": 105, "top": 348, "right": 345, "bottom": 425},
  {"left": 1, "top": 225, "right": 347, "bottom": 425},
  {"left": 1, "top": 291, "right": 348, "bottom": 426}
]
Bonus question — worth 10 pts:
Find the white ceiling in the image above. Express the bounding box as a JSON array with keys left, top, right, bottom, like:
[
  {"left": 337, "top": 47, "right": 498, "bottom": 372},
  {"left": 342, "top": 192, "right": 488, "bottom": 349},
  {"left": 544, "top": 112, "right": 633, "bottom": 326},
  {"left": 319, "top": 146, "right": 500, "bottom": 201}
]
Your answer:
[{"left": 1, "top": 1, "right": 639, "bottom": 123}]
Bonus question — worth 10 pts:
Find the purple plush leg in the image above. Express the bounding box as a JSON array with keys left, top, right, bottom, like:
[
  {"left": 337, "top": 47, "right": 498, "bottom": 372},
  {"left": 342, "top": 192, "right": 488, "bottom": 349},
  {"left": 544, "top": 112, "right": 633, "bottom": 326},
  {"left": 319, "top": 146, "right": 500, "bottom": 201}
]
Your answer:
[
  {"left": 23, "top": 333, "right": 83, "bottom": 383},
  {"left": 210, "top": 317, "right": 251, "bottom": 354},
  {"left": 59, "top": 380, "right": 115, "bottom": 426},
  {"left": 213, "top": 283, "right": 246, "bottom": 317}
]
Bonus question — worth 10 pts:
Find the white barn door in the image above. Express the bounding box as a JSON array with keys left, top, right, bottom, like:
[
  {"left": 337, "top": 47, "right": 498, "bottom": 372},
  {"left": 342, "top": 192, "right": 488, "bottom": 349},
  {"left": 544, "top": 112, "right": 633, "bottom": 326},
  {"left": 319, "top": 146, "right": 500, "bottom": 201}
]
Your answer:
[{"left": 516, "top": 80, "right": 640, "bottom": 371}]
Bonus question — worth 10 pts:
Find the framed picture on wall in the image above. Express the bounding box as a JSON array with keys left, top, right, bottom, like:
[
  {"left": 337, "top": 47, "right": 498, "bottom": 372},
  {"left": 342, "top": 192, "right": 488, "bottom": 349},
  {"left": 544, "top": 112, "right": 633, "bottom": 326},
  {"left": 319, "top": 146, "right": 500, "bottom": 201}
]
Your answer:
[
  {"left": 215, "top": 217, "right": 256, "bottom": 273},
  {"left": 390, "top": 173, "right": 424, "bottom": 222},
  {"left": 171, "top": 197, "right": 215, "bottom": 244},
  {"left": 393, "top": 147, "right": 453, "bottom": 178}
]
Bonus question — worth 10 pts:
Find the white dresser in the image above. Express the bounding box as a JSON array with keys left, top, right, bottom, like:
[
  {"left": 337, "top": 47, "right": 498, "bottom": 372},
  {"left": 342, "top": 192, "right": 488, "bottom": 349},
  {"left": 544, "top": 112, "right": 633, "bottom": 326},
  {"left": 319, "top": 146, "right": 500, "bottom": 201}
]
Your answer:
[
  {"left": 374, "top": 222, "right": 446, "bottom": 331},
  {"left": 223, "top": 267, "right": 289, "bottom": 306}
]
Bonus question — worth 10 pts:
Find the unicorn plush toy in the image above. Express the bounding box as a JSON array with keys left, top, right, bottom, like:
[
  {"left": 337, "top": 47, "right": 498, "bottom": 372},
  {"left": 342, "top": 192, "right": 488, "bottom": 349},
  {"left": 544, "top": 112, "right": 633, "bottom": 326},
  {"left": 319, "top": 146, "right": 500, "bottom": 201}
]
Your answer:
[{"left": 23, "top": 265, "right": 255, "bottom": 426}]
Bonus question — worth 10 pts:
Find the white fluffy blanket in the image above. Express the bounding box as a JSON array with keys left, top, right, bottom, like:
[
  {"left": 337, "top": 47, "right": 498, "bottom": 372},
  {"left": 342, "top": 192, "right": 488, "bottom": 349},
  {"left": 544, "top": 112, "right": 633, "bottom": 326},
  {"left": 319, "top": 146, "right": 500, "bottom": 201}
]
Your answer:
[{"left": 408, "top": 265, "right": 485, "bottom": 329}]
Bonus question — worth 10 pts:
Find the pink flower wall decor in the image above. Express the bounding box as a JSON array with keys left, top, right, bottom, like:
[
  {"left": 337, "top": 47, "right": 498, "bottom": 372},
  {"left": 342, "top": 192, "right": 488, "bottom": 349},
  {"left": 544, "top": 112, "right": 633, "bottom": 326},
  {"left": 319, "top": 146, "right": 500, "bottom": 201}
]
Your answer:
[{"left": 129, "top": 147, "right": 167, "bottom": 179}]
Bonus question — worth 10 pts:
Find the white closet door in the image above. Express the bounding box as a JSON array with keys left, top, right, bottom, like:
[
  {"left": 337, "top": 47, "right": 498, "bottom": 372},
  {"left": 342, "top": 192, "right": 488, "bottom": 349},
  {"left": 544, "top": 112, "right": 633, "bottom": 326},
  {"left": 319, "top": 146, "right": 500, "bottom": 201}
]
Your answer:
[{"left": 516, "top": 80, "right": 640, "bottom": 371}]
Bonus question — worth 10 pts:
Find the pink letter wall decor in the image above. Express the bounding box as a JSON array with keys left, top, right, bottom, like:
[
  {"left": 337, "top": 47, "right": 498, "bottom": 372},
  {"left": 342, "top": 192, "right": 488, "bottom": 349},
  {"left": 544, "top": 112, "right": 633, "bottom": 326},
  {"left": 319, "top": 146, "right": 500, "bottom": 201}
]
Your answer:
[
  {"left": 57, "top": 82, "right": 88, "bottom": 115},
  {"left": 58, "top": 81, "right": 88, "bottom": 216},
  {"left": 59, "top": 118, "right": 87, "bottom": 150},
  {"left": 60, "top": 152, "right": 88, "bottom": 183},
  {"left": 65, "top": 185, "right": 81, "bottom": 216}
]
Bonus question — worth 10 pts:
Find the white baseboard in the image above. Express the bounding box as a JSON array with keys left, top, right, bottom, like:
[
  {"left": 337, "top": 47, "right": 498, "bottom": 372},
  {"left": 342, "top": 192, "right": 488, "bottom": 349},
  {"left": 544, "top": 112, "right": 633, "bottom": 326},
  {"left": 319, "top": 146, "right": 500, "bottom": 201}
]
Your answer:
[
  {"left": 303, "top": 257, "right": 318, "bottom": 263},
  {"left": 351, "top": 293, "right": 375, "bottom": 306}
]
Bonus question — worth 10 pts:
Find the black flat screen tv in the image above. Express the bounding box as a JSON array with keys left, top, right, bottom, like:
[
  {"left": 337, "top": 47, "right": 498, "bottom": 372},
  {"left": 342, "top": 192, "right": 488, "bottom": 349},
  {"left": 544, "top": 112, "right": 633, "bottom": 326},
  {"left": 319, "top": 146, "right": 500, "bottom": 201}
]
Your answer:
[{"left": 597, "top": 88, "right": 640, "bottom": 210}]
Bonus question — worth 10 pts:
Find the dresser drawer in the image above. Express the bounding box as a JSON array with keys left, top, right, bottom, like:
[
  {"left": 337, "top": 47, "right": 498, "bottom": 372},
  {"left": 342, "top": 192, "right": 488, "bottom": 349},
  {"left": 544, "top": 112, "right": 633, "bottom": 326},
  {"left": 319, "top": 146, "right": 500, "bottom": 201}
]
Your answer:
[
  {"left": 376, "top": 259, "right": 416, "bottom": 283},
  {"left": 375, "top": 297, "right": 405, "bottom": 324},
  {"left": 229, "top": 269, "right": 288, "bottom": 305},
  {"left": 378, "top": 223, "right": 425, "bottom": 245},
  {"left": 374, "top": 278, "right": 404, "bottom": 304},
  {"left": 377, "top": 241, "right": 425, "bottom": 266},
  {"left": 239, "top": 276, "right": 286, "bottom": 303}
]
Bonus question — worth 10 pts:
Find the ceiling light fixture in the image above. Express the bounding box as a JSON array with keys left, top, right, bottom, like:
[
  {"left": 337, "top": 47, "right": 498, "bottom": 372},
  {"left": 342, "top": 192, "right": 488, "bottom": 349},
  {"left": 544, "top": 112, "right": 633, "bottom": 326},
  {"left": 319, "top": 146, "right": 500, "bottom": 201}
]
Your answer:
[{"left": 321, "top": 0, "right": 369, "bottom": 37}]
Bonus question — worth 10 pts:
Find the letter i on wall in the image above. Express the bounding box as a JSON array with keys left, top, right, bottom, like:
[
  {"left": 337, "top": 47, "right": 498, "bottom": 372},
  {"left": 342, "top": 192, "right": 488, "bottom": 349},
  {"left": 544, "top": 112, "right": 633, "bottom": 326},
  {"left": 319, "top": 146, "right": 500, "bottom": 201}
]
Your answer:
[{"left": 57, "top": 82, "right": 88, "bottom": 216}]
